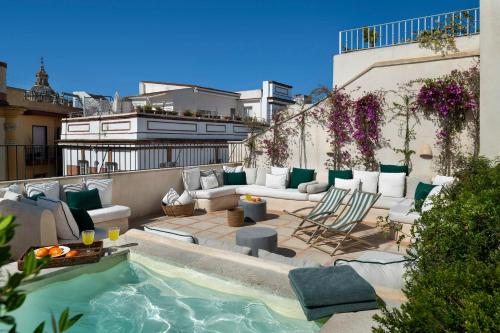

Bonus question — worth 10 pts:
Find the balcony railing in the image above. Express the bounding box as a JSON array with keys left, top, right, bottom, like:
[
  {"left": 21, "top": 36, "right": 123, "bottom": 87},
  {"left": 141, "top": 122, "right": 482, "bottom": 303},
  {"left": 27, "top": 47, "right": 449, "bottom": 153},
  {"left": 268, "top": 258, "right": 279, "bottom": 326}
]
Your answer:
[
  {"left": 0, "top": 143, "right": 246, "bottom": 181},
  {"left": 339, "top": 7, "right": 479, "bottom": 54}
]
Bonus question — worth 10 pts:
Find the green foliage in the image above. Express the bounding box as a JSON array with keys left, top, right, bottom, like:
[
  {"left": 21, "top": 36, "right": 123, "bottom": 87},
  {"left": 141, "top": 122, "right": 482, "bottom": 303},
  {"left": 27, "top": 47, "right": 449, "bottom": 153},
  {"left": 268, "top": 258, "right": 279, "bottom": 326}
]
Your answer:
[
  {"left": 0, "top": 215, "right": 82, "bottom": 333},
  {"left": 373, "top": 157, "right": 500, "bottom": 332}
]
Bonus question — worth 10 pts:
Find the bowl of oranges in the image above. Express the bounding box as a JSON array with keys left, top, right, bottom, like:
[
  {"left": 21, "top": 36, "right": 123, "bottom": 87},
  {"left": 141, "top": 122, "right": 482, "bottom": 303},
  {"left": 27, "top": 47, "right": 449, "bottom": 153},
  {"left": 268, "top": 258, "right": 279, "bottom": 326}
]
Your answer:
[{"left": 35, "top": 245, "right": 76, "bottom": 258}]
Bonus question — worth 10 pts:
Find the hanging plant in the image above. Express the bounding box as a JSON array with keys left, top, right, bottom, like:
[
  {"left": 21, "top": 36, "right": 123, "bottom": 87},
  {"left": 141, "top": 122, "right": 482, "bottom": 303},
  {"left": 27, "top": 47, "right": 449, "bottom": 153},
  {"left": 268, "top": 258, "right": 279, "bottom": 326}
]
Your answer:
[
  {"left": 352, "top": 92, "right": 385, "bottom": 171},
  {"left": 313, "top": 87, "right": 353, "bottom": 170},
  {"left": 261, "top": 108, "right": 297, "bottom": 167},
  {"left": 416, "top": 75, "right": 474, "bottom": 175}
]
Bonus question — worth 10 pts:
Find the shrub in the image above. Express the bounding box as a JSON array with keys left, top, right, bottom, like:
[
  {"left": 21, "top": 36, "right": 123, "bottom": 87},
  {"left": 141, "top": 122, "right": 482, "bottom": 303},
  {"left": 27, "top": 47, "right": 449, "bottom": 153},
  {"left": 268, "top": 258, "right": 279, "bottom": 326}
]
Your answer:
[{"left": 373, "top": 157, "right": 500, "bottom": 332}]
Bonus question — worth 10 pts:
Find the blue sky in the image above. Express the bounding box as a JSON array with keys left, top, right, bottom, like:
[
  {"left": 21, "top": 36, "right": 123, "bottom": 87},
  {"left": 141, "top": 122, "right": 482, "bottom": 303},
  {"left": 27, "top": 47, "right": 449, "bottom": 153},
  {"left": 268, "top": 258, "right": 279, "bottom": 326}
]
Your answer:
[{"left": 1, "top": 0, "right": 478, "bottom": 97}]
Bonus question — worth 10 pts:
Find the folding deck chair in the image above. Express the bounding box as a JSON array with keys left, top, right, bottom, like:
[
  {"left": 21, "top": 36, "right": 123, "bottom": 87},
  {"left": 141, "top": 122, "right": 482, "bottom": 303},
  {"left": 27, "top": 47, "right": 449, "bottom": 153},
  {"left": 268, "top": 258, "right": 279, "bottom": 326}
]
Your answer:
[
  {"left": 286, "top": 186, "right": 350, "bottom": 243},
  {"left": 308, "top": 190, "right": 381, "bottom": 256}
]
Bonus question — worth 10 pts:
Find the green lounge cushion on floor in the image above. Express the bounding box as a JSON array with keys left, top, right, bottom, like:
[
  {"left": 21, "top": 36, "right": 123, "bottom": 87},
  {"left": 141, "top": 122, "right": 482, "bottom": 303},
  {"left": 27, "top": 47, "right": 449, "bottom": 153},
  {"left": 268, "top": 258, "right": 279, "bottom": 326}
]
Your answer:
[
  {"left": 328, "top": 170, "right": 353, "bottom": 187},
  {"left": 289, "top": 168, "right": 315, "bottom": 189},
  {"left": 223, "top": 171, "right": 247, "bottom": 185},
  {"left": 69, "top": 207, "right": 95, "bottom": 231},
  {"left": 288, "top": 265, "right": 379, "bottom": 321},
  {"left": 66, "top": 188, "right": 103, "bottom": 211},
  {"left": 380, "top": 164, "right": 409, "bottom": 176}
]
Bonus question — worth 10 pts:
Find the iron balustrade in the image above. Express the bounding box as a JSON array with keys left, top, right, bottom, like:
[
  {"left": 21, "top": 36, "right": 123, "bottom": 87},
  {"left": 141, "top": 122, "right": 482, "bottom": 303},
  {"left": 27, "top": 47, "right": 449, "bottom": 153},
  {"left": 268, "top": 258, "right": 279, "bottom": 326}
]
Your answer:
[
  {"left": 0, "top": 143, "right": 246, "bottom": 181},
  {"left": 338, "top": 7, "right": 479, "bottom": 54}
]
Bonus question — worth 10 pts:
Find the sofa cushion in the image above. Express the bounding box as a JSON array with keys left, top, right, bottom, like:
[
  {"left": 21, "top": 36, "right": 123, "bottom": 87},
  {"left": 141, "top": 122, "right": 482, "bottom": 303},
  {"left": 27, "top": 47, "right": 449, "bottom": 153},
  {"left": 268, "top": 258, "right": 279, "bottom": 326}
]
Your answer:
[
  {"left": 244, "top": 167, "right": 257, "bottom": 185},
  {"left": 223, "top": 172, "right": 247, "bottom": 185},
  {"left": 3, "top": 190, "right": 22, "bottom": 201},
  {"left": 223, "top": 165, "right": 243, "bottom": 173},
  {"left": 378, "top": 172, "right": 406, "bottom": 198},
  {"left": 389, "top": 201, "right": 420, "bottom": 224},
  {"left": 289, "top": 168, "right": 315, "bottom": 189},
  {"left": 271, "top": 166, "right": 290, "bottom": 187},
  {"left": 60, "top": 183, "right": 86, "bottom": 202},
  {"left": 414, "top": 182, "right": 437, "bottom": 211},
  {"left": 191, "top": 185, "right": 238, "bottom": 199},
  {"left": 213, "top": 169, "right": 224, "bottom": 186},
  {"left": 380, "top": 164, "right": 409, "bottom": 176},
  {"left": 37, "top": 197, "right": 80, "bottom": 240},
  {"left": 328, "top": 169, "right": 353, "bottom": 187},
  {"left": 421, "top": 185, "right": 442, "bottom": 213},
  {"left": 182, "top": 167, "right": 201, "bottom": 191},
  {"left": 88, "top": 205, "right": 131, "bottom": 224},
  {"left": 25, "top": 180, "right": 60, "bottom": 200},
  {"left": 255, "top": 167, "right": 269, "bottom": 186},
  {"left": 306, "top": 182, "right": 329, "bottom": 194},
  {"left": 335, "top": 178, "right": 360, "bottom": 193},
  {"left": 298, "top": 181, "right": 318, "bottom": 193},
  {"left": 373, "top": 196, "right": 406, "bottom": 210},
  {"left": 236, "top": 185, "right": 309, "bottom": 201},
  {"left": 265, "top": 173, "right": 287, "bottom": 189},
  {"left": 406, "top": 176, "right": 432, "bottom": 199},
  {"left": 200, "top": 174, "right": 219, "bottom": 190},
  {"left": 86, "top": 178, "right": 113, "bottom": 206},
  {"left": 353, "top": 170, "right": 379, "bottom": 193},
  {"left": 66, "top": 188, "right": 103, "bottom": 211}
]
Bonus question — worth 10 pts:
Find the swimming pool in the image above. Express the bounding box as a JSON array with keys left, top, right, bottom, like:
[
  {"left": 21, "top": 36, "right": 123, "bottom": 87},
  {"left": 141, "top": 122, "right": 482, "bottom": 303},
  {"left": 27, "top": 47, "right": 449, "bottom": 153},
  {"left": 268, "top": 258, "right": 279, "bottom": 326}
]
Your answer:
[{"left": 12, "top": 254, "right": 320, "bottom": 332}]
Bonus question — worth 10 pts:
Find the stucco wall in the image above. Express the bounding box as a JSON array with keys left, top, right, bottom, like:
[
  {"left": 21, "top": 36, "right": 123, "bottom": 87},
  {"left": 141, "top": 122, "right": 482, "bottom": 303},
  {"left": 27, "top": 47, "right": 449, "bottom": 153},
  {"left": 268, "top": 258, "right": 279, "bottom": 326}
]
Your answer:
[{"left": 479, "top": 0, "right": 500, "bottom": 159}]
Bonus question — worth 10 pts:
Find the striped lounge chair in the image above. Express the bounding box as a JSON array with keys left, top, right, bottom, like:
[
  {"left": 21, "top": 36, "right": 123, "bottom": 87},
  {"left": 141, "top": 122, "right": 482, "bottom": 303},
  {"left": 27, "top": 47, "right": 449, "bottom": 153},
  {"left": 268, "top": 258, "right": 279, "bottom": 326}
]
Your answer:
[{"left": 287, "top": 187, "right": 350, "bottom": 243}]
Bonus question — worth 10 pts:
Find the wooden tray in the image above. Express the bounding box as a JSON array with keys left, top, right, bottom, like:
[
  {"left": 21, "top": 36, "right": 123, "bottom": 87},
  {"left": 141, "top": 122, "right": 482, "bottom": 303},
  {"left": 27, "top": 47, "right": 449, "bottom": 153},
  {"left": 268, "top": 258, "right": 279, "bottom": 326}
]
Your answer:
[{"left": 17, "top": 241, "right": 104, "bottom": 270}]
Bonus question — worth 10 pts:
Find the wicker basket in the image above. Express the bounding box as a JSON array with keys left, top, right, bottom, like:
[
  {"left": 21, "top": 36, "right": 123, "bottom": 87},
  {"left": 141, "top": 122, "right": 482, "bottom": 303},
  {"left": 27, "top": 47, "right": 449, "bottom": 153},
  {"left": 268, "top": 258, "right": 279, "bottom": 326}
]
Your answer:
[
  {"left": 161, "top": 202, "right": 195, "bottom": 217},
  {"left": 227, "top": 207, "right": 244, "bottom": 227}
]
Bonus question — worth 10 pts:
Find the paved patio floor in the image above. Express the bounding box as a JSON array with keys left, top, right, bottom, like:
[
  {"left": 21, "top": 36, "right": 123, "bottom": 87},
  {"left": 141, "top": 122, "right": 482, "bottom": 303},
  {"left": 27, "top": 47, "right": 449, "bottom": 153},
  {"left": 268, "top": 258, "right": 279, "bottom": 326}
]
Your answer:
[{"left": 131, "top": 209, "right": 407, "bottom": 266}]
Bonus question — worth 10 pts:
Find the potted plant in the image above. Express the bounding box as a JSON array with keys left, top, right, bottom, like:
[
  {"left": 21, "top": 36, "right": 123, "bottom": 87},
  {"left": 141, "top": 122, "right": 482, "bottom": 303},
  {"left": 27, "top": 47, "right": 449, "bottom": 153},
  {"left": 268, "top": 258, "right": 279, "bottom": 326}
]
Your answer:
[
  {"left": 195, "top": 111, "right": 203, "bottom": 118},
  {"left": 144, "top": 104, "right": 153, "bottom": 113},
  {"left": 223, "top": 115, "right": 232, "bottom": 120},
  {"left": 183, "top": 110, "right": 193, "bottom": 117},
  {"left": 155, "top": 106, "right": 163, "bottom": 112}
]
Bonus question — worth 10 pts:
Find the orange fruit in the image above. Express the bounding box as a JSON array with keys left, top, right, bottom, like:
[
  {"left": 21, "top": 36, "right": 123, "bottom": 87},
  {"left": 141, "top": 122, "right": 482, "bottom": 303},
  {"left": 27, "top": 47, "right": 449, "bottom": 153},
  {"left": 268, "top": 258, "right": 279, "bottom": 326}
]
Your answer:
[
  {"left": 49, "top": 246, "right": 63, "bottom": 257},
  {"left": 66, "top": 250, "right": 78, "bottom": 257},
  {"left": 35, "top": 248, "right": 49, "bottom": 257}
]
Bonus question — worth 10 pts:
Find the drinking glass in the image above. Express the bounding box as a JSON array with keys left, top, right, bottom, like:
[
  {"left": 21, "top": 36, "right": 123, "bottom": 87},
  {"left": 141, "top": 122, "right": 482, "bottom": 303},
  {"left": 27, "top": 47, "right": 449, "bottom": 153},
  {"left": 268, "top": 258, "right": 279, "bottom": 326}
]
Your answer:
[
  {"left": 82, "top": 230, "right": 95, "bottom": 253},
  {"left": 108, "top": 226, "right": 120, "bottom": 252}
]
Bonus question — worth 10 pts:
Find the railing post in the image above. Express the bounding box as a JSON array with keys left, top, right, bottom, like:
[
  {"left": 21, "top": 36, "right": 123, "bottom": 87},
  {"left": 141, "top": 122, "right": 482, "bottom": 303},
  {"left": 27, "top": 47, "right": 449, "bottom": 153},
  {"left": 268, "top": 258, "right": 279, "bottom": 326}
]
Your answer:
[{"left": 338, "top": 31, "right": 342, "bottom": 54}]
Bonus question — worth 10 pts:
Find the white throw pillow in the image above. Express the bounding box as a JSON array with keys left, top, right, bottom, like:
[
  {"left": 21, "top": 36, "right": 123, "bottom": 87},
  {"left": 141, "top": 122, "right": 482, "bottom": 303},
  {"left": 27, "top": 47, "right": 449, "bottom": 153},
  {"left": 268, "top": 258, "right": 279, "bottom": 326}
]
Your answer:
[
  {"left": 432, "top": 175, "right": 455, "bottom": 186},
  {"left": 86, "top": 178, "right": 113, "bottom": 206},
  {"left": 176, "top": 191, "right": 194, "bottom": 205},
  {"left": 200, "top": 174, "right": 219, "bottom": 190},
  {"left": 213, "top": 169, "right": 224, "bottom": 186},
  {"left": 3, "top": 190, "right": 21, "bottom": 201},
  {"left": 378, "top": 173, "right": 406, "bottom": 198},
  {"left": 244, "top": 168, "right": 257, "bottom": 185},
  {"left": 162, "top": 188, "right": 179, "bottom": 205},
  {"left": 335, "top": 178, "right": 361, "bottom": 193},
  {"left": 182, "top": 167, "right": 201, "bottom": 191},
  {"left": 265, "top": 173, "right": 287, "bottom": 189},
  {"left": 271, "top": 166, "right": 290, "bottom": 186},
  {"left": 421, "top": 185, "right": 443, "bottom": 212},
  {"left": 353, "top": 170, "right": 379, "bottom": 193},
  {"left": 37, "top": 197, "right": 80, "bottom": 240},
  {"left": 255, "top": 167, "right": 269, "bottom": 186},
  {"left": 25, "top": 181, "right": 60, "bottom": 200},
  {"left": 223, "top": 165, "right": 243, "bottom": 173}
]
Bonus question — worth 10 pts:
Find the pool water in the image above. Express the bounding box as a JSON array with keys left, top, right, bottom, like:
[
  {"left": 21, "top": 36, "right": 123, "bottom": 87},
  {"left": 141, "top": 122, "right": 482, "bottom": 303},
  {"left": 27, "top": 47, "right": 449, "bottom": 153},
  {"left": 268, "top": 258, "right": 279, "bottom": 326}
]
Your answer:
[{"left": 13, "top": 260, "right": 320, "bottom": 332}]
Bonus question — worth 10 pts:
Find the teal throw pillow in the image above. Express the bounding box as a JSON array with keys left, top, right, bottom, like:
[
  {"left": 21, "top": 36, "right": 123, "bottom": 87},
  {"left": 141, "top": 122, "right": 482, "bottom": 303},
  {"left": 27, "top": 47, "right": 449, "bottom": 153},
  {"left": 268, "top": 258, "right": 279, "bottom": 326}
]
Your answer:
[
  {"left": 223, "top": 172, "right": 247, "bottom": 185},
  {"left": 328, "top": 170, "right": 353, "bottom": 187},
  {"left": 66, "top": 188, "right": 102, "bottom": 211},
  {"left": 289, "top": 168, "right": 315, "bottom": 189},
  {"left": 414, "top": 182, "right": 436, "bottom": 212},
  {"left": 380, "top": 164, "right": 409, "bottom": 176}
]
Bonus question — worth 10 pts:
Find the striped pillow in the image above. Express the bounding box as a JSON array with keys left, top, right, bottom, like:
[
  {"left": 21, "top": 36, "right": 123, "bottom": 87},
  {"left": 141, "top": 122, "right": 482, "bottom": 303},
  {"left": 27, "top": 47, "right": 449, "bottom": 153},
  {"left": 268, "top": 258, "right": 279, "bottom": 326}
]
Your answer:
[{"left": 162, "top": 188, "right": 180, "bottom": 205}]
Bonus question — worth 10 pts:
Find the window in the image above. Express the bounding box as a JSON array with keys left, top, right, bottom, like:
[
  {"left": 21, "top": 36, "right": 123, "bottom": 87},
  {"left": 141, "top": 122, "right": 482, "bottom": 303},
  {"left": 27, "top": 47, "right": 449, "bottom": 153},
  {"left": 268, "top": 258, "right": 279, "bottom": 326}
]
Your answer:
[
  {"left": 243, "top": 106, "right": 253, "bottom": 117},
  {"left": 230, "top": 108, "right": 236, "bottom": 117}
]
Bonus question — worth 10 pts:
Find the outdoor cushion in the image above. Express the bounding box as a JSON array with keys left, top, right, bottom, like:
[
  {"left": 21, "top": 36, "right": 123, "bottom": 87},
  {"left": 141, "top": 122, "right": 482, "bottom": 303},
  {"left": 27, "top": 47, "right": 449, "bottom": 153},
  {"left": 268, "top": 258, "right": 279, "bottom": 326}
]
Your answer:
[
  {"left": 223, "top": 171, "right": 247, "bottom": 185},
  {"left": 236, "top": 185, "right": 309, "bottom": 201},
  {"left": 271, "top": 166, "right": 290, "bottom": 187},
  {"left": 27, "top": 192, "right": 45, "bottom": 201},
  {"left": 306, "top": 182, "right": 329, "bottom": 194},
  {"left": 223, "top": 165, "right": 243, "bottom": 173},
  {"left": 87, "top": 205, "right": 131, "bottom": 224},
  {"left": 213, "top": 169, "right": 224, "bottom": 186},
  {"left": 258, "top": 249, "right": 321, "bottom": 268},
  {"left": 378, "top": 173, "right": 406, "bottom": 198},
  {"left": 298, "top": 181, "right": 318, "bottom": 193},
  {"left": 37, "top": 197, "right": 80, "bottom": 240},
  {"left": 200, "top": 174, "right": 219, "bottom": 190},
  {"left": 25, "top": 180, "right": 60, "bottom": 200},
  {"left": 380, "top": 164, "right": 409, "bottom": 176},
  {"left": 60, "top": 183, "right": 86, "bottom": 202},
  {"left": 66, "top": 188, "right": 103, "bottom": 211},
  {"left": 197, "top": 237, "right": 251, "bottom": 255},
  {"left": 182, "top": 167, "right": 201, "bottom": 191},
  {"left": 176, "top": 190, "right": 194, "bottom": 205},
  {"left": 86, "top": 178, "right": 113, "bottom": 206},
  {"left": 406, "top": 176, "right": 432, "bottom": 199},
  {"left": 414, "top": 182, "right": 436, "bottom": 211},
  {"left": 421, "top": 185, "right": 442, "bottom": 212},
  {"left": 144, "top": 226, "right": 195, "bottom": 243},
  {"left": 289, "top": 265, "right": 378, "bottom": 321},
  {"left": 69, "top": 207, "right": 95, "bottom": 231},
  {"left": 389, "top": 201, "right": 420, "bottom": 224},
  {"left": 162, "top": 188, "right": 179, "bottom": 205},
  {"left": 353, "top": 170, "right": 379, "bottom": 193},
  {"left": 335, "top": 178, "right": 360, "bottom": 193},
  {"left": 255, "top": 167, "right": 269, "bottom": 186},
  {"left": 191, "top": 185, "right": 238, "bottom": 199},
  {"left": 265, "top": 173, "right": 287, "bottom": 189},
  {"left": 373, "top": 196, "right": 406, "bottom": 210},
  {"left": 3, "top": 190, "right": 22, "bottom": 201},
  {"left": 244, "top": 167, "right": 258, "bottom": 185},
  {"left": 289, "top": 168, "right": 315, "bottom": 189},
  {"left": 328, "top": 169, "right": 353, "bottom": 186}
]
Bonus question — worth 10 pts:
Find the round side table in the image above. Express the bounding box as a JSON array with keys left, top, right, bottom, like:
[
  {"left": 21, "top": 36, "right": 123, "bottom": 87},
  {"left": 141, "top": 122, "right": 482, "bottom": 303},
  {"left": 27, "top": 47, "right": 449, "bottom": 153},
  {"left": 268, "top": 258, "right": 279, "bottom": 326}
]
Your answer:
[
  {"left": 236, "top": 227, "right": 277, "bottom": 257},
  {"left": 238, "top": 197, "right": 267, "bottom": 222}
]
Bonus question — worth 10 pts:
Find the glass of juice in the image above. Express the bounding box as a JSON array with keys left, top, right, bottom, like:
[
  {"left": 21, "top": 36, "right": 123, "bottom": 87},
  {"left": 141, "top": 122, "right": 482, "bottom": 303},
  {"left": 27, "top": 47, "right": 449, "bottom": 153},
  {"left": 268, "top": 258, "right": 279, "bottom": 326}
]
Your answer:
[
  {"left": 82, "top": 230, "right": 95, "bottom": 253},
  {"left": 108, "top": 226, "right": 120, "bottom": 252},
  {"left": 245, "top": 194, "right": 252, "bottom": 202}
]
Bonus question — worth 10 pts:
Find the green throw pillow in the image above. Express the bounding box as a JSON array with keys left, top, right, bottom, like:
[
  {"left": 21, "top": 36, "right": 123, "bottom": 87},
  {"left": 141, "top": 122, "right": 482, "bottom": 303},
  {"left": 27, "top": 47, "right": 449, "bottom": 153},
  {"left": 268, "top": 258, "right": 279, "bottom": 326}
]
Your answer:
[
  {"left": 289, "top": 168, "right": 315, "bottom": 189},
  {"left": 328, "top": 170, "right": 353, "bottom": 187},
  {"left": 69, "top": 207, "right": 95, "bottom": 231},
  {"left": 223, "top": 172, "right": 247, "bottom": 185},
  {"left": 380, "top": 164, "right": 409, "bottom": 176},
  {"left": 27, "top": 192, "right": 46, "bottom": 201},
  {"left": 66, "top": 188, "right": 103, "bottom": 211},
  {"left": 414, "top": 182, "right": 436, "bottom": 212}
]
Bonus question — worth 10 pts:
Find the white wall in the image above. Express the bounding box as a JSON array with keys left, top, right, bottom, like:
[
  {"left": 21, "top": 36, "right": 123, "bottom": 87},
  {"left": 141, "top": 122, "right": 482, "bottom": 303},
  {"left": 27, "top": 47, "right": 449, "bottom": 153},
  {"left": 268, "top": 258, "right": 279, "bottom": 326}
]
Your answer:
[{"left": 479, "top": 0, "right": 500, "bottom": 159}]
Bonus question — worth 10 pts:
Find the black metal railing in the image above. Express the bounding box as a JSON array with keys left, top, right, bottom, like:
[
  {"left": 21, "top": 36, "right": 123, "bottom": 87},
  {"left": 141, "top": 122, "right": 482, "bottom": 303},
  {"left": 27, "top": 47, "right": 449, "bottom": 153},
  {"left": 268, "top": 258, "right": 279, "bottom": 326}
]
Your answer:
[{"left": 0, "top": 143, "right": 246, "bottom": 181}]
